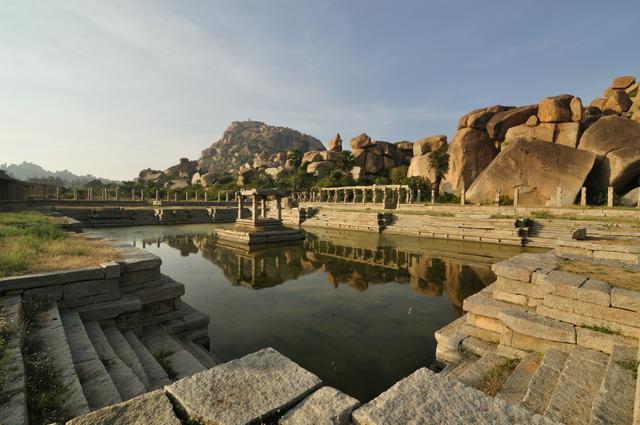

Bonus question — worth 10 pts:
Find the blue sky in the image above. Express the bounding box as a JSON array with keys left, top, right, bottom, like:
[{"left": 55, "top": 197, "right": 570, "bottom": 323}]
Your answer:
[{"left": 1, "top": 0, "right": 638, "bottom": 180}]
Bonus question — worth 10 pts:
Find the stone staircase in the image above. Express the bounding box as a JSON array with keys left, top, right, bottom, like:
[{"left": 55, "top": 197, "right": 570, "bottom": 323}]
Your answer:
[{"left": 301, "top": 208, "right": 391, "bottom": 233}]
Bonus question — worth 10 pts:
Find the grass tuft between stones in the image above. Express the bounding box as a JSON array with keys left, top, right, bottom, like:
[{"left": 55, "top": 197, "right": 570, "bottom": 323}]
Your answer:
[
  {"left": 579, "top": 323, "right": 622, "bottom": 336},
  {"left": 155, "top": 350, "right": 178, "bottom": 380},
  {"left": 618, "top": 360, "right": 640, "bottom": 379},
  {"left": 478, "top": 358, "right": 520, "bottom": 396}
]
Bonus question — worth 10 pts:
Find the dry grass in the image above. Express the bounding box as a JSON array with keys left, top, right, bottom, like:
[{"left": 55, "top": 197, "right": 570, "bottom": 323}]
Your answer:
[
  {"left": 478, "top": 358, "right": 520, "bottom": 396},
  {"left": 557, "top": 259, "right": 640, "bottom": 291},
  {"left": 0, "top": 211, "right": 118, "bottom": 278}
]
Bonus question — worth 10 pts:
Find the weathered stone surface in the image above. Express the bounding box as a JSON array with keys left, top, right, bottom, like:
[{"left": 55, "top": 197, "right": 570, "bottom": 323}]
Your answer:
[
  {"left": 579, "top": 115, "right": 640, "bottom": 193},
  {"left": 590, "top": 345, "right": 636, "bottom": 425},
  {"left": 412, "top": 134, "right": 447, "bottom": 156},
  {"left": 467, "top": 109, "right": 498, "bottom": 129},
  {"left": 442, "top": 128, "right": 497, "bottom": 194},
  {"left": 467, "top": 137, "right": 596, "bottom": 206},
  {"left": 167, "top": 348, "right": 321, "bottom": 425},
  {"left": 545, "top": 347, "right": 608, "bottom": 425},
  {"left": 619, "top": 187, "right": 640, "bottom": 206},
  {"left": 302, "top": 151, "right": 324, "bottom": 164},
  {"left": 554, "top": 122, "right": 580, "bottom": 148},
  {"left": 460, "top": 335, "right": 498, "bottom": 357},
  {"left": 327, "top": 133, "right": 342, "bottom": 152},
  {"left": 538, "top": 95, "right": 573, "bottom": 123},
  {"left": 66, "top": 389, "right": 181, "bottom": 425},
  {"left": 486, "top": 104, "right": 538, "bottom": 141},
  {"left": 505, "top": 123, "right": 555, "bottom": 143},
  {"left": 350, "top": 133, "right": 374, "bottom": 149},
  {"left": 496, "top": 353, "right": 541, "bottom": 405},
  {"left": 407, "top": 153, "right": 436, "bottom": 182},
  {"left": 463, "top": 289, "right": 526, "bottom": 320},
  {"left": 493, "top": 289, "right": 528, "bottom": 306},
  {"left": 200, "top": 172, "right": 218, "bottom": 187},
  {"left": 576, "top": 327, "right": 637, "bottom": 354},
  {"left": 495, "top": 276, "right": 545, "bottom": 298},
  {"left": 611, "top": 75, "right": 636, "bottom": 90},
  {"left": 363, "top": 151, "right": 384, "bottom": 174},
  {"left": 570, "top": 97, "right": 583, "bottom": 122},
  {"left": 279, "top": 386, "right": 360, "bottom": 425},
  {"left": 522, "top": 350, "right": 568, "bottom": 415},
  {"left": 498, "top": 309, "right": 576, "bottom": 343},
  {"left": 540, "top": 270, "right": 587, "bottom": 299},
  {"left": 611, "top": 287, "right": 640, "bottom": 311},
  {"left": 455, "top": 352, "right": 507, "bottom": 389},
  {"left": 434, "top": 315, "right": 466, "bottom": 351},
  {"left": 577, "top": 279, "right": 611, "bottom": 306},
  {"left": 307, "top": 161, "right": 335, "bottom": 174},
  {"left": 603, "top": 90, "right": 632, "bottom": 114},
  {"left": 351, "top": 368, "right": 555, "bottom": 425}
]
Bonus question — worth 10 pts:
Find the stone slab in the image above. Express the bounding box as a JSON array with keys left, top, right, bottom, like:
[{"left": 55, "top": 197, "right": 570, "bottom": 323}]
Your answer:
[
  {"left": 576, "top": 326, "right": 637, "bottom": 354},
  {"left": 498, "top": 309, "right": 576, "bottom": 343},
  {"left": 537, "top": 304, "right": 640, "bottom": 339},
  {"left": 577, "top": 279, "right": 611, "bottom": 307},
  {"left": 66, "top": 389, "right": 180, "bottom": 425},
  {"left": 522, "top": 350, "right": 568, "bottom": 415},
  {"left": 496, "top": 276, "right": 546, "bottom": 299},
  {"left": 590, "top": 345, "right": 636, "bottom": 425},
  {"left": 351, "top": 368, "right": 556, "bottom": 425},
  {"left": 496, "top": 353, "right": 542, "bottom": 405},
  {"left": 463, "top": 290, "right": 527, "bottom": 320},
  {"left": 540, "top": 270, "right": 587, "bottom": 299},
  {"left": 0, "top": 267, "right": 105, "bottom": 293},
  {"left": 611, "top": 287, "right": 640, "bottom": 312},
  {"left": 279, "top": 386, "right": 360, "bottom": 425},
  {"left": 434, "top": 315, "right": 466, "bottom": 351},
  {"left": 166, "top": 348, "right": 322, "bottom": 425},
  {"left": 493, "top": 289, "right": 528, "bottom": 306}
]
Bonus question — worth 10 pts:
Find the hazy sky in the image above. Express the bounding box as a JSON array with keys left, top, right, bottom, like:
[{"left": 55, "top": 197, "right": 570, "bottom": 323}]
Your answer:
[{"left": 2, "top": 0, "right": 639, "bottom": 180}]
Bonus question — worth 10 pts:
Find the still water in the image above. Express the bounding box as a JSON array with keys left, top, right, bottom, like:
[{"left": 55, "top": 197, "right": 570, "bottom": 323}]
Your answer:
[{"left": 94, "top": 224, "right": 533, "bottom": 401}]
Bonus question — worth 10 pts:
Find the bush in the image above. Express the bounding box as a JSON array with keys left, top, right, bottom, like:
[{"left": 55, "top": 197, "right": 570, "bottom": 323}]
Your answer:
[
  {"left": 390, "top": 166, "right": 409, "bottom": 184},
  {"left": 437, "top": 192, "right": 460, "bottom": 204}
]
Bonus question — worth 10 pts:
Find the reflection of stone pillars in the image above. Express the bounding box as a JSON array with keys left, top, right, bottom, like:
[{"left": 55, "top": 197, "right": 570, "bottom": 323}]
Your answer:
[
  {"left": 237, "top": 195, "right": 243, "bottom": 219},
  {"left": 217, "top": 192, "right": 221, "bottom": 202},
  {"left": 252, "top": 196, "right": 258, "bottom": 222},
  {"left": 276, "top": 197, "right": 282, "bottom": 220},
  {"left": 226, "top": 192, "right": 230, "bottom": 202},
  {"left": 261, "top": 196, "right": 267, "bottom": 218}
]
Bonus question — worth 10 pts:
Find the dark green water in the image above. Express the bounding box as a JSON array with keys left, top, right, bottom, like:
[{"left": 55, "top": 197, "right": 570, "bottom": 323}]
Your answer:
[{"left": 94, "top": 224, "right": 531, "bottom": 401}]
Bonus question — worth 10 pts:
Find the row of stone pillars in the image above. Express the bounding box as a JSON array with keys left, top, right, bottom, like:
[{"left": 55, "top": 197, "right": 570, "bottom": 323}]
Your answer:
[
  {"left": 237, "top": 193, "right": 283, "bottom": 222},
  {"left": 44, "top": 188, "right": 237, "bottom": 203}
]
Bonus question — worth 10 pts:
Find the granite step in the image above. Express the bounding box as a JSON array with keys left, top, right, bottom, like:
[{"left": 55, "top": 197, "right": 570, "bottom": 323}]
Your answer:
[
  {"left": 102, "top": 323, "right": 151, "bottom": 390},
  {"left": 0, "top": 296, "right": 27, "bottom": 425},
  {"left": 496, "top": 352, "right": 542, "bottom": 405},
  {"left": 590, "top": 344, "right": 636, "bottom": 425},
  {"left": 544, "top": 346, "right": 609, "bottom": 425},
  {"left": 455, "top": 352, "right": 512, "bottom": 391},
  {"left": 84, "top": 320, "right": 147, "bottom": 401},
  {"left": 446, "top": 354, "right": 480, "bottom": 380},
  {"left": 139, "top": 326, "right": 207, "bottom": 380},
  {"left": 123, "top": 330, "right": 172, "bottom": 389},
  {"left": 33, "top": 302, "right": 90, "bottom": 419},
  {"left": 522, "top": 349, "right": 568, "bottom": 415},
  {"left": 61, "top": 312, "right": 122, "bottom": 410},
  {"left": 177, "top": 335, "right": 218, "bottom": 369}
]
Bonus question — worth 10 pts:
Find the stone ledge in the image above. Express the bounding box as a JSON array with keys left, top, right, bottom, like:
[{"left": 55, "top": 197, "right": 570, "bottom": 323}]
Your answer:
[
  {"left": 498, "top": 309, "right": 576, "bottom": 343},
  {"left": 576, "top": 327, "right": 637, "bottom": 354},
  {"left": 539, "top": 270, "right": 587, "bottom": 299},
  {"left": 279, "top": 386, "right": 360, "bottom": 425},
  {"left": 611, "top": 287, "right": 640, "bottom": 312}
]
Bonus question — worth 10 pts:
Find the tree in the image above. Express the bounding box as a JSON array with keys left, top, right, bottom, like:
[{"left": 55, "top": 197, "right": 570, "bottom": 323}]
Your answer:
[
  {"left": 336, "top": 151, "right": 355, "bottom": 186},
  {"left": 287, "top": 150, "right": 303, "bottom": 191},
  {"left": 429, "top": 144, "right": 450, "bottom": 197}
]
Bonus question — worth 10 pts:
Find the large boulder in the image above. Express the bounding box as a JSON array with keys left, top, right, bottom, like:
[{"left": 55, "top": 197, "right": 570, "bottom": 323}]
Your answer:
[
  {"left": 319, "top": 151, "right": 339, "bottom": 161},
  {"left": 505, "top": 123, "right": 555, "bottom": 143},
  {"left": 407, "top": 153, "right": 437, "bottom": 183},
  {"left": 307, "top": 161, "right": 335, "bottom": 174},
  {"left": 413, "top": 135, "right": 447, "bottom": 156},
  {"left": 611, "top": 76, "right": 636, "bottom": 90},
  {"left": 395, "top": 141, "right": 414, "bottom": 156},
  {"left": 302, "top": 151, "right": 324, "bottom": 164},
  {"left": 363, "top": 152, "right": 384, "bottom": 174},
  {"left": 442, "top": 128, "right": 498, "bottom": 193},
  {"left": 466, "top": 137, "right": 596, "bottom": 206},
  {"left": 538, "top": 95, "right": 573, "bottom": 123},
  {"left": 554, "top": 122, "right": 580, "bottom": 148},
  {"left": 579, "top": 115, "right": 640, "bottom": 193},
  {"left": 328, "top": 133, "right": 342, "bottom": 152},
  {"left": 486, "top": 105, "right": 538, "bottom": 141},
  {"left": 619, "top": 187, "right": 639, "bottom": 207},
  {"left": 458, "top": 105, "right": 512, "bottom": 130},
  {"left": 350, "top": 133, "right": 374, "bottom": 149},
  {"left": 374, "top": 141, "right": 398, "bottom": 157},
  {"left": 190, "top": 172, "right": 202, "bottom": 186},
  {"left": 602, "top": 90, "right": 632, "bottom": 114},
  {"left": 200, "top": 172, "right": 218, "bottom": 187}
]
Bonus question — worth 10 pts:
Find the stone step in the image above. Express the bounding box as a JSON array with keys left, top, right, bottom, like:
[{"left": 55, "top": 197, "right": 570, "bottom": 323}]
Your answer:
[
  {"left": 101, "top": 323, "right": 152, "bottom": 390},
  {"left": 177, "top": 335, "right": 219, "bottom": 369},
  {"left": 446, "top": 354, "right": 480, "bottom": 380},
  {"left": 544, "top": 346, "right": 609, "bottom": 425},
  {"left": 123, "top": 331, "right": 172, "bottom": 389},
  {"left": 496, "top": 353, "right": 542, "bottom": 405},
  {"left": 84, "top": 320, "right": 147, "bottom": 401},
  {"left": 522, "top": 349, "right": 568, "bottom": 415},
  {"left": 0, "top": 296, "right": 27, "bottom": 425},
  {"left": 70, "top": 294, "right": 142, "bottom": 321},
  {"left": 32, "top": 302, "right": 90, "bottom": 419},
  {"left": 139, "top": 326, "right": 207, "bottom": 380},
  {"left": 590, "top": 345, "right": 636, "bottom": 425},
  {"left": 61, "top": 312, "right": 122, "bottom": 410},
  {"left": 455, "top": 352, "right": 512, "bottom": 391}
]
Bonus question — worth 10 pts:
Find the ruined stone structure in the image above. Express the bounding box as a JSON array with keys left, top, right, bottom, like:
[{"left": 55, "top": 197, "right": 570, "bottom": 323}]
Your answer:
[{"left": 0, "top": 170, "right": 27, "bottom": 201}]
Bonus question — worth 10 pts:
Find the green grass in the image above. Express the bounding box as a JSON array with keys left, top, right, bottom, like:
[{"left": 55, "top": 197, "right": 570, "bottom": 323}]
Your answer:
[
  {"left": 0, "top": 309, "right": 18, "bottom": 403},
  {"left": 618, "top": 360, "right": 640, "bottom": 379},
  {"left": 580, "top": 323, "right": 622, "bottom": 336}
]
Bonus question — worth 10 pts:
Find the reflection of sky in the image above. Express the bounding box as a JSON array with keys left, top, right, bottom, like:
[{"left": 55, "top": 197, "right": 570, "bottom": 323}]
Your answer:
[{"left": 95, "top": 225, "right": 529, "bottom": 401}]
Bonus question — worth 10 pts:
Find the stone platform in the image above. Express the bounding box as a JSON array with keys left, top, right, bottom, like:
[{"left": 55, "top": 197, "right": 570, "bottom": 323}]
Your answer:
[{"left": 215, "top": 224, "right": 304, "bottom": 246}]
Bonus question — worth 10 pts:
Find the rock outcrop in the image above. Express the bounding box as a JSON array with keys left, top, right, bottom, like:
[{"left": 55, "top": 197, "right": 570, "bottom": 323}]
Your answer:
[
  {"left": 349, "top": 134, "right": 409, "bottom": 176},
  {"left": 407, "top": 135, "right": 447, "bottom": 182},
  {"left": 466, "top": 137, "right": 596, "bottom": 206},
  {"left": 486, "top": 105, "right": 538, "bottom": 141},
  {"left": 328, "top": 134, "right": 342, "bottom": 152},
  {"left": 443, "top": 128, "right": 498, "bottom": 193}
]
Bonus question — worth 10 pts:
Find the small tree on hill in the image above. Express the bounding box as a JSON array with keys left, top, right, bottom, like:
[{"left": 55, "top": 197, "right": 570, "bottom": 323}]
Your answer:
[
  {"left": 287, "top": 150, "right": 303, "bottom": 191},
  {"left": 429, "top": 144, "right": 450, "bottom": 197},
  {"left": 336, "top": 151, "right": 355, "bottom": 186}
]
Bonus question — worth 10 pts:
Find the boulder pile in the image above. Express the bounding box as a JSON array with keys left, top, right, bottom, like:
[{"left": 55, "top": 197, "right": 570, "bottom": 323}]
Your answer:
[
  {"left": 406, "top": 135, "right": 447, "bottom": 184},
  {"left": 350, "top": 133, "right": 410, "bottom": 176}
]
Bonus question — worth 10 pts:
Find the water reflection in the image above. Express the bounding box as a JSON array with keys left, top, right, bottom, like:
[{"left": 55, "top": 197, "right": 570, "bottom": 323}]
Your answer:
[{"left": 139, "top": 228, "right": 520, "bottom": 316}]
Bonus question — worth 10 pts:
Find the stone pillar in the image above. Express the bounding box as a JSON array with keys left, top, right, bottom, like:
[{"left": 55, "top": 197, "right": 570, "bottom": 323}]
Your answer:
[
  {"left": 185, "top": 192, "right": 188, "bottom": 202},
  {"left": 166, "top": 190, "right": 169, "bottom": 201},
  {"left": 431, "top": 189, "right": 435, "bottom": 204},
  {"left": 343, "top": 189, "right": 347, "bottom": 203},
  {"left": 276, "top": 197, "right": 282, "bottom": 221},
  {"left": 406, "top": 189, "right": 410, "bottom": 204},
  {"left": 74, "top": 188, "right": 78, "bottom": 201},
  {"left": 56, "top": 186, "right": 60, "bottom": 200},
  {"left": 155, "top": 189, "right": 159, "bottom": 202},
  {"left": 495, "top": 189, "right": 501, "bottom": 206},
  {"left": 252, "top": 195, "right": 258, "bottom": 222},
  {"left": 362, "top": 189, "right": 366, "bottom": 204},
  {"left": 195, "top": 191, "right": 199, "bottom": 202},
  {"left": 237, "top": 196, "right": 243, "bottom": 219},
  {"left": 460, "top": 186, "right": 466, "bottom": 206},
  {"left": 140, "top": 189, "right": 144, "bottom": 202},
  {"left": 226, "top": 192, "right": 230, "bottom": 202},
  {"left": 382, "top": 188, "right": 387, "bottom": 206},
  {"left": 89, "top": 187, "right": 93, "bottom": 201},
  {"left": 174, "top": 192, "right": 178, "bottom": 202},
  {"left": 131, "top": 188, "right": 135, "bottom": 201},
  {"left": 396, "top": 188, "right": 401, "bottom": 207},
  {"left": 115, "top": 187, "right": 119, "bottom": 201},
  {"left": 513, "top": 187, "right": 519, "bottom": 207},
  {"left": 261, "top": 196, "right": 267, "bottom": 218},
  {"left": 607, "top": 186, "right": 614, "bottom": 208},
  {"left": 556, "top": 185, "right": 563, "bottom": 207},
  {"left": 217, "top": 192, "right": 221, "bottom": 202},
  {"left": 352, "top": 189, "right": 356, "bottom": 203},
  {"left": 580, "top": 187, "right": 587, "bottom": 207},
  {"left": 334, "top": 190, "right": 338, "bottom": 203},
  {"left": 416, "top": 189, "right": 421, "bottom": 203},
  {"left": 204, "top": 192, "right": 208, "bottom": 202}
]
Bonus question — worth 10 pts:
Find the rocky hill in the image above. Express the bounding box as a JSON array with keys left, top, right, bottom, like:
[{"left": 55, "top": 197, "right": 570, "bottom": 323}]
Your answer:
[
  {"left": 138, "top": 120, "right": 324, "bottom": 189},
  {"left": 1, "top": 161, "right": 119, "bottom": 186}
]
